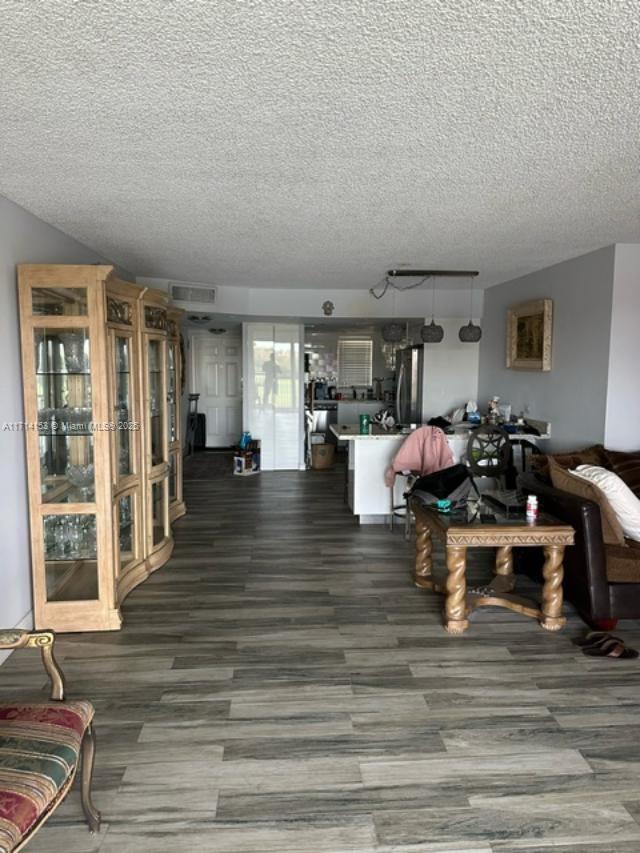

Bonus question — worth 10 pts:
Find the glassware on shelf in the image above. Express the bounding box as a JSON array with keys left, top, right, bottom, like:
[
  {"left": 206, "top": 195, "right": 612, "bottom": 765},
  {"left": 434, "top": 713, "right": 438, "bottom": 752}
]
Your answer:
[
  {"left": 66, "top": 463, "right": 95, "bottom": 498},
  {"left": 45, "top": 514, "right": 97, "bottom": 561},
  {"left": 58, "top": 331, "right": 89, "bottom": 373}
]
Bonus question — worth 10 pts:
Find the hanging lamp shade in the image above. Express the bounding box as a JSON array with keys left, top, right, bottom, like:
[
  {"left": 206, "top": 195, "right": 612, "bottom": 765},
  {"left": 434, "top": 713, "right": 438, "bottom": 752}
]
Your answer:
[
  {"left": 421, "top": 319, "right": 444, "bottom": 343},
  {"left": 458, "top": 320, "right": 482, "bottom": 342},
  {"left": 459, "top": 274, "right": 482, "bottom": 342},
  {"left": 382, "top": 322, "right": 404, "bottom": 343}
]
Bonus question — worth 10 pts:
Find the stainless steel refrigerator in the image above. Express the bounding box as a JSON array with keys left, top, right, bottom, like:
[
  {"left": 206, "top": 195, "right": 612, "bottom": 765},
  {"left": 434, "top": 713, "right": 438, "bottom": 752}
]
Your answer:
[{"left": 395, "top": 345, "right": 424, "bottom": 425}]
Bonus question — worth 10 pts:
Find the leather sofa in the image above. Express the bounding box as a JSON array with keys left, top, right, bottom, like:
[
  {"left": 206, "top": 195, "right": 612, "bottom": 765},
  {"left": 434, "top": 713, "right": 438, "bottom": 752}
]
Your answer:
[{"left": 518, "top": 470, "right": 640, "bottom": 628}]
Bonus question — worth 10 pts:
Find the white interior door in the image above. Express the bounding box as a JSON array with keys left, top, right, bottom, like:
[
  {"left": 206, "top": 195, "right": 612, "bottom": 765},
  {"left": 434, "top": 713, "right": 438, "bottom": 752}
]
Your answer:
[{"left": 191, "top": 333, "right": 242, "bottom": 447}]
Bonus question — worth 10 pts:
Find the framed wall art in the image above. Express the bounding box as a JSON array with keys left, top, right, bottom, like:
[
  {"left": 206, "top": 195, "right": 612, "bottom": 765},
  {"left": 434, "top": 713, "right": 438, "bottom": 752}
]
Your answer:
[{"left": 506, "top": 298, "right": 553, "bottom": 371}]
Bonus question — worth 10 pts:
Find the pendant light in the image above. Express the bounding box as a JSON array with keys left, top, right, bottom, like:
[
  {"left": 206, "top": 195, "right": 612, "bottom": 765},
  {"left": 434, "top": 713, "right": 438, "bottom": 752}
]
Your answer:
[
  {"left": 459, "top": 275, "right": 482, "bottom": 342},
  {"left": 382, "top": 322, "right": 404, "bottom": 343},
  {"left": 382, "top": 286, "right": 404, "bottom": 342},
  {"left": 421, "top": 280, "right": 444, "bottom": 343}
]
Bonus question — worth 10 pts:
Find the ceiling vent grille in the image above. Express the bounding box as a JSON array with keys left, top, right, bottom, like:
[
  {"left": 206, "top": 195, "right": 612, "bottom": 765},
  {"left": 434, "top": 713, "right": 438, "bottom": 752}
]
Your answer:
[{"left": 169, "top": 282, "right": 216, "bottom": 304}]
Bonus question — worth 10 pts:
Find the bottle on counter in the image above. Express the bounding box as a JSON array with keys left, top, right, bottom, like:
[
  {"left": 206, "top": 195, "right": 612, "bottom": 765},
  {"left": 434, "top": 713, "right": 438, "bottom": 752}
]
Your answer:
[{"left": 526, "top": 494, "right": 539, "bottom": 523}]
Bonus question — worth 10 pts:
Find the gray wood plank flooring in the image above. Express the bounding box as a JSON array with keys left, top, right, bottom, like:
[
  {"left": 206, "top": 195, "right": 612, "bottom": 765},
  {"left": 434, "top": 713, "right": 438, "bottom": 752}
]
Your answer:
[{"left": 3, "top": 453, "right": 640, "bottom": 852}]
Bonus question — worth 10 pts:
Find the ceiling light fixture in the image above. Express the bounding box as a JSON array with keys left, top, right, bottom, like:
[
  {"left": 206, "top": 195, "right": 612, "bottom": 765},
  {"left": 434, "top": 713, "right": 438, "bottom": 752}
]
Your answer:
[
  {"left": 370, "top": 269, "right": 479, "bottom": 300},
  {"left": 381, "top": 322, "right": 405, "bottom": 343},
  {"left": 382, "top": 287, "right": 407, "bottom": 345},
  {"left": 421, "top": 279, "right": 444, "bottom": 343},
  {"left": 459, "top": 275, "right": 482, "bottom": 343}
]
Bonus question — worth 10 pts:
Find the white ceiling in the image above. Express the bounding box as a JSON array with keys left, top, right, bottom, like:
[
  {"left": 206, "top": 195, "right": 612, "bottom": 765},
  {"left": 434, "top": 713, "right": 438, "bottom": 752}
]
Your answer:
[{"left": 1, "top": 1, "right": 639, "bottom": 290}]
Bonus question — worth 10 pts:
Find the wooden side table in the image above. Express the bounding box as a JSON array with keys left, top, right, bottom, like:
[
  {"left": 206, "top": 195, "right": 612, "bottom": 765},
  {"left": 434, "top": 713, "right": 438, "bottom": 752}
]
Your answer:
[{"left": 411, "top": 499, "right": 574, "bottom": 635}]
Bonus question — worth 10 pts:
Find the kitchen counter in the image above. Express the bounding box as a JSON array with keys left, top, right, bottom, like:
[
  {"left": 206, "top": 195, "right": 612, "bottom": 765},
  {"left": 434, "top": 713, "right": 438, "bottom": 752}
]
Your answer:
[
  {"left": 332, "top": 421, "right": 551, "bottom": 525},
  {"left": 330, "top": 424, "right": 407, "bottom": 441},
  {"left": 333, "top": 399, "right": 385, "bottom": 404}
]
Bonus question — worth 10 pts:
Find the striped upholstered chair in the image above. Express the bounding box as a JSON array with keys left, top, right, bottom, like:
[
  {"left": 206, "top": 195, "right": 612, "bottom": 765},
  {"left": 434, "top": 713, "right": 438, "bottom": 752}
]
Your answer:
[{"left": 0, "top": 629, "right": 99, "bottom": 851}]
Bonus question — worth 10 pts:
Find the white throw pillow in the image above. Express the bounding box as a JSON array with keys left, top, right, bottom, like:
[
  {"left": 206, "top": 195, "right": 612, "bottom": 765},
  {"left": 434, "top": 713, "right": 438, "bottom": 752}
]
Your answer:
[{"left": 571, "top": 464, "right": 640, "bottom": 541}]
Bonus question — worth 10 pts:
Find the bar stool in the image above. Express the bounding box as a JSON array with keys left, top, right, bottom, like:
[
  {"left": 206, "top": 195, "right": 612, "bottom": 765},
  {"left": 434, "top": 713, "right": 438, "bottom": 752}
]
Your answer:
[{"left": 389, "top": 473, "right": 418, "bottom": 540}]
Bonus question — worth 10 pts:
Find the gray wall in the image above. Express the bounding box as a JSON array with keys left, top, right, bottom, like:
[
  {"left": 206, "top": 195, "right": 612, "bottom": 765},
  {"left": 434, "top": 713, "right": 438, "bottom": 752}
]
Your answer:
[
  {"left": 604, "top": 244, "right": 640, "bottom": 450},
  {"left": 422, "top": 318, "right": 480, "bottom": 421},
  {"left": 0, "top": 195, "right": 128, "bottom": 646},
  {"left": 478, "top": 246, "right": 615, "bottom": 451}
]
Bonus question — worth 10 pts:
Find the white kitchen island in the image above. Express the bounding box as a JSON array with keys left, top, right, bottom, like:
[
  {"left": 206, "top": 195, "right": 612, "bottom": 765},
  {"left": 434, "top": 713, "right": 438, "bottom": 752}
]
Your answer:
[
  {"left": 330, "top": 422, "right": 550, "bottom": 525},
  {"left": 330, "top": 424, "right": 407, "bottom": 524}
]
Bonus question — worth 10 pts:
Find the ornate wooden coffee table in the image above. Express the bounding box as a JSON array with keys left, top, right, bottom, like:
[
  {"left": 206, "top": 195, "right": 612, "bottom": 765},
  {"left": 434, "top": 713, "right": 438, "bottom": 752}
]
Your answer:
[{"left": 410, "top": 498, "right": 574, "bottom": 635}]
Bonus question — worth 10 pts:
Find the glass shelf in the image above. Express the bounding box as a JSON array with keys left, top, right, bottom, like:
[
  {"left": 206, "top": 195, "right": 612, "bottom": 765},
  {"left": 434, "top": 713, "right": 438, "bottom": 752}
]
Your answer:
[
  {"left": 39, "top": 430, "right": 93, "bottom": 437},
  {"left": 36, "top": 371, "right": 91, "bottom": 377},
  {"left": 42, "top": 481, "right": 95, "bottom": 504}
]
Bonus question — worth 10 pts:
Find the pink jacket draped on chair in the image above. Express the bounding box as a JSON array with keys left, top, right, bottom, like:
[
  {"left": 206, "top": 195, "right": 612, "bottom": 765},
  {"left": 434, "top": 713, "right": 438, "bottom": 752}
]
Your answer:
[{"left": 384, "top": 426, "right": 454, "bottom": 487}]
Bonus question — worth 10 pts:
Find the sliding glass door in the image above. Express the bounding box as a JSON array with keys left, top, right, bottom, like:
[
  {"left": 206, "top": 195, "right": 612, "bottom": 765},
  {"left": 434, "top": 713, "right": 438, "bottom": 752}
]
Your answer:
[{"left": 243, "top": 323, "right": 303, "bottom": 470}]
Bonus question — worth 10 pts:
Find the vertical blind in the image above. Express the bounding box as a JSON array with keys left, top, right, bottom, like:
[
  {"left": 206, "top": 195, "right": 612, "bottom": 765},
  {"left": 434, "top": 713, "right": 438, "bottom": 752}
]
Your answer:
[{"left": 337, "top": 338, "right": 373, "bottom": 386}]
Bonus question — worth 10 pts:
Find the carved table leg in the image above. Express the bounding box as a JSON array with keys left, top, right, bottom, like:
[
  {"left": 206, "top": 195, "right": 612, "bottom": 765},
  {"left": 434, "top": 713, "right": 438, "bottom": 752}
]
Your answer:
[
  {"left": 414, "top": 515, "right": 433, "bottom": 589},
  {"left": 540, "top": 545, "right": 566, "bottom": 631},
  {"left": 491, "top": 545, "right": 516, "bottom": 593},
  {"left": 445, "top": 545, "right": 469, "bottom": 634},
  {"left": 495, "top": 545, "right": 513, "bottom": 577}
]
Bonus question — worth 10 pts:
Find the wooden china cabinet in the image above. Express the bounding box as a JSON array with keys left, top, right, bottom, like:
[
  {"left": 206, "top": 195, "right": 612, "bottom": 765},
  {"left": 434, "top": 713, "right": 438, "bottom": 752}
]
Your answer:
[{"left": 18, "top": 265, "right": 186, "bottom": 632}]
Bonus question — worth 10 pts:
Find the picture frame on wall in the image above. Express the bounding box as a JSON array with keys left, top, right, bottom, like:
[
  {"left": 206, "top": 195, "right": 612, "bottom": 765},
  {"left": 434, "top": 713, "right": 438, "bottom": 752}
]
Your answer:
[{"left": 506, "top": 298, "right": 553, "bottom": 371}]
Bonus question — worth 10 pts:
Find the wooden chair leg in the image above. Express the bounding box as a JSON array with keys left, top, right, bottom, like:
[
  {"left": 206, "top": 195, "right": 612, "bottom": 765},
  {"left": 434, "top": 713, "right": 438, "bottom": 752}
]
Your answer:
[{"left": 80, "top": 724, "right": 101, "bottom": 834}]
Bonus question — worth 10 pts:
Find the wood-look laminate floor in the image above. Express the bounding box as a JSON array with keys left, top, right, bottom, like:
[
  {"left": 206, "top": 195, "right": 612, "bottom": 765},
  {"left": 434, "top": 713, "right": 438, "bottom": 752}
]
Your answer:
[{"left": 4, "top": 456, "right": 640, "bottom": 852}]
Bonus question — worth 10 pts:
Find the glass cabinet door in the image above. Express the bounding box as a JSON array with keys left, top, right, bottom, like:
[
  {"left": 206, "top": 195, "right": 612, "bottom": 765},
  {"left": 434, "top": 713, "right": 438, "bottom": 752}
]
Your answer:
[
  {"left": 113, "top": 334, "right": 135, "bottom": 480},
  {"left": 116, "top": 490, "right": 138, "bottom": 576},
  {"left": 167, "top": 342, "right": 177, "bottom": 445},
  {"left": 169, "top": 451, "right": 178, "bottom": 502},
  {"left": 36, "top": 327, "right": 95, "bottom": 503},
  {"left": 151, "top": 479, "right": 168, "bottom": 547},
  {"left": 147, "top": 338, "right": 166, "bottom": 468}
]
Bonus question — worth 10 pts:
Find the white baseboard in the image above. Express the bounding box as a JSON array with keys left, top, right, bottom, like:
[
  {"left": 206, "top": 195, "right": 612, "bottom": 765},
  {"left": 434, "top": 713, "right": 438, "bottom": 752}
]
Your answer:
[{"left": 0, "top": 611, "right": 34, "bottom": 667}]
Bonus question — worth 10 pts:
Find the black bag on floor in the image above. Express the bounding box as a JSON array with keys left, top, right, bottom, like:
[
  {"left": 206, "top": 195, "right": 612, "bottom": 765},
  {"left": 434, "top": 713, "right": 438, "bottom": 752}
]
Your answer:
[
  {"left": 194, "top": 413, "right": 206, "bottom": 450},
  {"left": 408, "top": 463, "right": 477, "bottom": 505}
]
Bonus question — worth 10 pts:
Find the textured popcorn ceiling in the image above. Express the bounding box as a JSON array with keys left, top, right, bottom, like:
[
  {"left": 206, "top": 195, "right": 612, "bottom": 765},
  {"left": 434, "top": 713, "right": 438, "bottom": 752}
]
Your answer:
[{"left": 0, "top": 1, "right": 639, "bottom": 289}]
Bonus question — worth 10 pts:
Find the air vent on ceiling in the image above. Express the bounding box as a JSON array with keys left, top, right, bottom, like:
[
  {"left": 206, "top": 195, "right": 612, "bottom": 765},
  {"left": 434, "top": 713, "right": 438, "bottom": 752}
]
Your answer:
[{"left": 169, "top": 282, "right": 217, "bottom": 304}]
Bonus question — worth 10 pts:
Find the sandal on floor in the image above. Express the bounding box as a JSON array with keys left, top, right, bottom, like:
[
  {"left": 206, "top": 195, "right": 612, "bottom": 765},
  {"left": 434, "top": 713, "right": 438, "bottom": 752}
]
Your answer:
[
  {"left": 575, "top": 631, "right": 623, "bottom": 648},
  {"left": 582, "top": 637, "right": 639, "bottom": 659}
]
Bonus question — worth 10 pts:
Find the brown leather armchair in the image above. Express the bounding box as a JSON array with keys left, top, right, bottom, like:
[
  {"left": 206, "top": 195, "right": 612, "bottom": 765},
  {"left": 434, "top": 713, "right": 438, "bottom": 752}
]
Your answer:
[{"left": 517, "top": 472, "right": 640, "bottom": 628}]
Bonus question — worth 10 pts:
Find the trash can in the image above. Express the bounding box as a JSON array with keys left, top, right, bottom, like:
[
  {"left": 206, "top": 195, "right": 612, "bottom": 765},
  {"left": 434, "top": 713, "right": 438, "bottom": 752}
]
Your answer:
[{"left": 311, "top": 443, "right": 335, "bottom": 469}]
